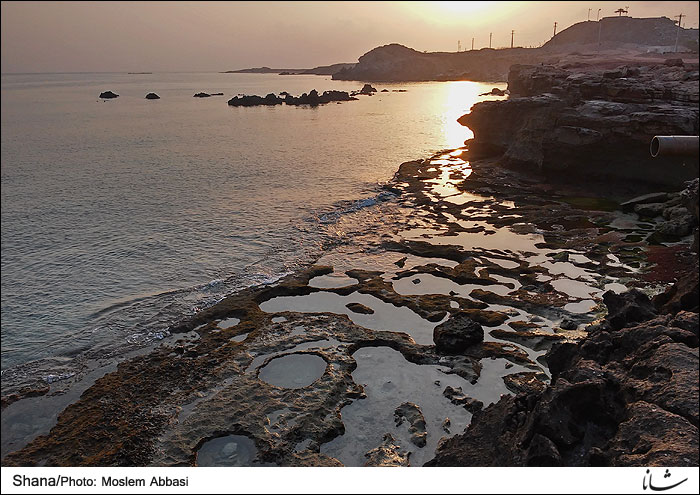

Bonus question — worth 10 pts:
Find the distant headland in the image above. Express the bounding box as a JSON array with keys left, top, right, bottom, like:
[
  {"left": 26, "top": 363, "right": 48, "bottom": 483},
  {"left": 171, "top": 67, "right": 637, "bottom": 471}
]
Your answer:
[{"left": 225, "top": 16, "right": 698, "bottom": 83}]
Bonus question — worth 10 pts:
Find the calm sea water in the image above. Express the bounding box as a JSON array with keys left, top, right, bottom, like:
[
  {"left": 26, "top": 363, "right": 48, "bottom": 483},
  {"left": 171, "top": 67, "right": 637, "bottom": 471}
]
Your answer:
[{"left": 1, "top": 72, "right": 504, "bottom": 370}]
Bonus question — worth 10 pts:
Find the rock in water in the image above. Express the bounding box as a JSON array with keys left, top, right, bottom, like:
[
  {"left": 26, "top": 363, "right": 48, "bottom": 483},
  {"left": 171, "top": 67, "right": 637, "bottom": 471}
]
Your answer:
[
  {"left": 193, "top": 92, "right": 211, "bottom": 98},
  {"left": 363, "top": 433, "right": 410, "bottom": 466},
  {"left": 359, "top": 83, "right": 377, "bottom": 95},
  {"left": 394, "top": 402, "right": 427, "bottom": 447},
  {"left": 345, "top": 302, "right": 374, "bottom": 314},
  {"left": 145, "top": 93, "right": 160, "bottom": 100},
  {"left": 433, "top": 312, "right": 484, "bottom": 353},
  {"left": 99, "top": 91, "right": 119, "bottom": 99}
]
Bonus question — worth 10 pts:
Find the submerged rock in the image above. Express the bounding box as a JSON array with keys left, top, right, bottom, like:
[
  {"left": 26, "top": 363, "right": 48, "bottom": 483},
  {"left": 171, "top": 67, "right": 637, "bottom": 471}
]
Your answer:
[
  {"left": 433, "top": 312, "right": 484, "bottom": 354},
  {"left": 99, "top": 91, "right": 119, "bottom": 99}
]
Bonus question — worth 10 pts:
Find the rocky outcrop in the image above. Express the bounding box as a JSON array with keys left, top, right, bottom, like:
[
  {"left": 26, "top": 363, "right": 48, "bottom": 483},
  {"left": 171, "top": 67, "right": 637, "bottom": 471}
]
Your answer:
[
  {"left": 227, "top": 89, "right": 358, "bottom": 107},
  {"left": 145, "top": 93, "right": 160, "bottom": 100},
  {"left": 433, "top": 312, "right": 484, "bottom": 354},
  {"left": 543, "top": 16, "right": 699, "bottom": 52},
  {"left": 99, "top": 91, "right": 119, "bottom": 99},
  {"left": 460, "top": 63, "right": 699, "bottom": 187},
  {"left": 426, "top": 290, "right": 699, "bottom": 466},
  {"left": 193, "top": 92, "right": 211, "bottom": 98},
  {"left": 332, "top": 43, "right": 545, "bottom": 82}
]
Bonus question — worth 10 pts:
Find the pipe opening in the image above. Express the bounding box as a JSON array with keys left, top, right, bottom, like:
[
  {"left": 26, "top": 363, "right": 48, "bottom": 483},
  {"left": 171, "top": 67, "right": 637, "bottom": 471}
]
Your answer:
[{"left": 650, "top": 136, "right": 660, "bottom": 158}]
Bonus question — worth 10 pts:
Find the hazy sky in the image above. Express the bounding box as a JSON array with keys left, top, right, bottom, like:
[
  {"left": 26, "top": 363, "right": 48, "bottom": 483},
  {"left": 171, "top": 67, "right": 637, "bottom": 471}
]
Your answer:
[{"left": 2, "top": 1, "right": 698, "bottom": 73}]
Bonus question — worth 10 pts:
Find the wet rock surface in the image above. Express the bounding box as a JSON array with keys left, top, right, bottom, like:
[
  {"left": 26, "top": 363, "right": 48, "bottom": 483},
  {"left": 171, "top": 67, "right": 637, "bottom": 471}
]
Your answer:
[
  {"left": 428, "top": 294, "right": 699, "bottom": 467},
  {"left": 2, "top": 144, "right": 696, "bottom": 467},
  {"left": 394, "top": 402, "right": 427, "bottom": 447}
]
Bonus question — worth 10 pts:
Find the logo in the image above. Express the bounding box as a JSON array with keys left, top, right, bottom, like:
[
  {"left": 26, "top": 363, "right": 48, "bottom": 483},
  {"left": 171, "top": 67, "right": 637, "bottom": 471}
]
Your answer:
[{"left": 643, "top": 469, "right": 688, "bottom": 491}]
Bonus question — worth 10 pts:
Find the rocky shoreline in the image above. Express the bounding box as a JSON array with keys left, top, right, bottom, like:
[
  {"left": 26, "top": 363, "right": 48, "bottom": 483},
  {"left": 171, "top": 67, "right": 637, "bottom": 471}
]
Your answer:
[
  {"left": 3, "top": 53, "right": 699, "bottom": 466},
  {"left": 460, "top": 61, "right": 699, "bottom": 187},
  {"left": 2, "top": 137, "right": 697, "bottom": 466}
]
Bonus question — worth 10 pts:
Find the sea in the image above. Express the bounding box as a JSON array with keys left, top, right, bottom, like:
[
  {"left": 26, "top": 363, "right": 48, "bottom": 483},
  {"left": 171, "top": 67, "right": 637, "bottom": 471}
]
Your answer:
[{"left": 0, "top": 71, "right": 505, "bottom": 375}]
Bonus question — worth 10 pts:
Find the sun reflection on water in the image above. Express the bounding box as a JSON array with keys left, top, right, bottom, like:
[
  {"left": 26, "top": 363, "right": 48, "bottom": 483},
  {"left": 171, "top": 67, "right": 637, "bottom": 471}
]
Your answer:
[{"left": 441, "top": 80, "right": 507, "bottom": 149}]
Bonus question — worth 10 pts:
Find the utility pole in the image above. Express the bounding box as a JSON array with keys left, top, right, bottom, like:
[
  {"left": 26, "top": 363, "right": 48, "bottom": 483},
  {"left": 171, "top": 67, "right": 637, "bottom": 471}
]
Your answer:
[
  {"left": 553, "top": 22, "right": 558, "bottom": 37},
  {"left": 489, "top": 32, "right": 492, "bottom": 48},
  {"left": 457, "top": 40, "right": 461, "bottom": 52},
  {"left": 597, "top": 8, "right": 601, "bottom": 21},
  {"left": 588, "top": 8, "right": 592, "bottom": 21},
  {"left": 471, "top": 38, "right": 474, "bottom": 50},
  {"left": 674, "top": 13, "right": 685, "bottom": 52},
  {"left": 511, "top": 30, "right": 515, "bottom": 48},
  {"left": 597, "top": 14, "right": 603, "bottom": 51}
]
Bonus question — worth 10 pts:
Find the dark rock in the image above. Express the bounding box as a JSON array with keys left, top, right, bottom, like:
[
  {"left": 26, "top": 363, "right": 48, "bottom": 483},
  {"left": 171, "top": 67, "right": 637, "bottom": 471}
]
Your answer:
[
  {"left": 633, "top": 202, "right": 664, "bottom": 217},
  {"left": 559, "top": 318, "right": 577, "bottom": 330},
  {"left": 99, "top": 91, "right": 119, "bottom": 99},
  {"left": 394, "top": 257, "right": 407, "bottom": 268},
  {"left": 605, "top": 401, "right": 698, "bottom": 466},
  {"left": 479, "top": 87, "right": 507, "bottom": 96},
  {"left": 228, "top": 89, "right": 356, "bottom": 107},
  {"left": 359, "top": 84, "right": 377, "bottom": 95},
  {"left": 210, "top": 92, "right": 224, "bottom": 96},
  {"left": 433, "top": 312, "right": 484, "bottom": 354},
  {"left": 380, "top": 89, "right": 389, "bottom": 92},
  {"left": 603, "top": 289, "right": 657, "bottom": 330},
  {"left": 345, "top": 302, "right": 374, "bottom": 315},
  {"left": 193, "top": 92, "right": 211, "bottom": 98},
  {"left": 145, "top": 93, "right": 160, "bottom": 100},
  {"left": 665, "top": 58, "right": 684, "bottom": 67},
  {"left": 653, "top": 264, "right": 699, "bottom": 314},
  {"left": 526, "top": 433, "right": 561, "bottom": 466}
]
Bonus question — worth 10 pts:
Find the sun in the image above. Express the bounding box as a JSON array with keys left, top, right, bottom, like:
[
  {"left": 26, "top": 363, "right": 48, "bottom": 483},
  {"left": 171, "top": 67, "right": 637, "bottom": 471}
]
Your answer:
[{"left": 432, "top": 1, "right": 494, "bottom": 14}]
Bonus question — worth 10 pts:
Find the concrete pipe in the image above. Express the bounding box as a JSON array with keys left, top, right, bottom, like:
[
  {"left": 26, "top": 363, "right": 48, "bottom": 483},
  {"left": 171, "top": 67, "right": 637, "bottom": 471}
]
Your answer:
[{"left": 650, "top": 135, "right": 699, "bottom": 158}]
